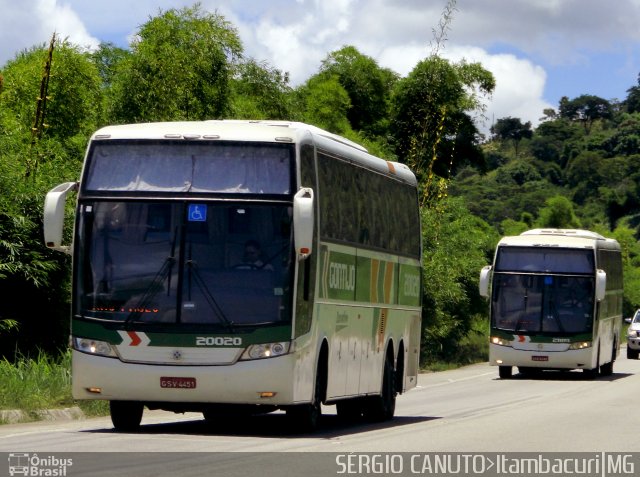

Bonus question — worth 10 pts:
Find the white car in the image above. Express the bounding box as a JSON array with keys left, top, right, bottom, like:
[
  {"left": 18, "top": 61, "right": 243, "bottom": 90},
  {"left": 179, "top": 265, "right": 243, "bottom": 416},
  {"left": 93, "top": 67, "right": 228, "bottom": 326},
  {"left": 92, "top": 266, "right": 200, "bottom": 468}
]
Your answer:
[{"left": 626, "top": 310, "right": 640, "bottom": 359}]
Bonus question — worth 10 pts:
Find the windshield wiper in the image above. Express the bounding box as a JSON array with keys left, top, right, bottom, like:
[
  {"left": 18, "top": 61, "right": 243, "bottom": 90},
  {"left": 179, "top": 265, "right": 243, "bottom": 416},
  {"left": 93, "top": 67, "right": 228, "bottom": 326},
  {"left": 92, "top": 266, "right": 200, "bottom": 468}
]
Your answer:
[
  {"left": 514, "top": 291, "right": 529, "bottom": 332},
  {"left": 124, "top": 256, "right": 175, "bottom": 324},
  {"left": 186, "top": 259, "right": 235, "bottom": 332},
  {"left": 125, "top": 227, "right": 177, "bottom": 324}
]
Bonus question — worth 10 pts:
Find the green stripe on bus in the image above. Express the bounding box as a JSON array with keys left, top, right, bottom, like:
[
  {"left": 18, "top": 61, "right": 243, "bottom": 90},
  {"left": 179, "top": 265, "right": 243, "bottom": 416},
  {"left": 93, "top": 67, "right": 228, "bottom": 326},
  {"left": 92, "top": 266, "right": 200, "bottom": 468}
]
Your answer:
[
  {"left": 398, "top": 263, "right": 421, "bottom": 307},
  {"left": 320, "top": 248, "right": 356, "bottom": 301},
  {"left": 320, "top": 243, "right": 421, "bottom": 307}
]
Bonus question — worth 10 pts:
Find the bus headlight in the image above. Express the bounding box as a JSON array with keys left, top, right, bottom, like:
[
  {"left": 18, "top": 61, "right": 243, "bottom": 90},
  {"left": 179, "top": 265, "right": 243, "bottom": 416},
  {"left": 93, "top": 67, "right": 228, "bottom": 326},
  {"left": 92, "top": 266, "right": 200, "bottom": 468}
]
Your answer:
[
  {"left": 241, "top": 341, "right": 291, "bottom": 360},
  {"left": 628, "top": 329, "right": 639, "bottom": 338},
  {"left": 72, "top": 337, "right": 118, "bottom": 357},
  {"left": 490, "top": 336, "right": 512, "bottom": 347},
  {"left": 568, "top": 341, "right": 592, "bottom": 350}
]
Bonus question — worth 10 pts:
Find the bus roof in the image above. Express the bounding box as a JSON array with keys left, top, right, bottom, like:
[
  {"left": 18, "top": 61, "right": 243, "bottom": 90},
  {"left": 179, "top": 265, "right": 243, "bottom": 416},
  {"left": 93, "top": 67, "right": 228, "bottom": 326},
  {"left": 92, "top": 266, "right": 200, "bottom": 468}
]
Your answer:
[
  {"left": 498, "top": 228, "right": 619, "bottom": 250},
  {"left": 90, "top": 120, "right": 417, "bottom": 186}
]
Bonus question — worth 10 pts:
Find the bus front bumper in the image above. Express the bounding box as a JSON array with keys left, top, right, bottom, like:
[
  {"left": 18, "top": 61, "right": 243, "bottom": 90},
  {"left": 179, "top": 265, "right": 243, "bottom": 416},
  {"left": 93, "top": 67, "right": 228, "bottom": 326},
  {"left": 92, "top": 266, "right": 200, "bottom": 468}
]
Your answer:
[
  {"left": 489, "top": 343, "right": 596, "bottom": 370},
  {"left": 72, "top": 349, "right": 298, "bottom": 405}
]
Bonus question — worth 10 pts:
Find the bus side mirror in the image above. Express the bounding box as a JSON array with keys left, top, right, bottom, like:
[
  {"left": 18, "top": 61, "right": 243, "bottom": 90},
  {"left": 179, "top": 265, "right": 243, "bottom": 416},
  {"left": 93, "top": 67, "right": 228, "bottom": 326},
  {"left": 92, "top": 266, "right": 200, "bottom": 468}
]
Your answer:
[
  {"left": 479, "top": 265, "right": 492, "bottom": 298},
  {"left": 44, "top": 181, "right": 78, "bottom": 254},
  {"left": 293, "top": 187, "right": 314, "bottom": 260},
  {"left": 595, "top": 269, "right": 607, "bottom": 302}
]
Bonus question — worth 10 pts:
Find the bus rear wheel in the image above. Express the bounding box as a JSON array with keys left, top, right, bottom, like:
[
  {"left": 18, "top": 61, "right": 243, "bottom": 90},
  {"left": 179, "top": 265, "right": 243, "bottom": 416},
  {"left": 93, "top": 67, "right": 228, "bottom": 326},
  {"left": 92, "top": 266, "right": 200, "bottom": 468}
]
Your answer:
[
  {"left": 110, "top": 401, "right": 143, "bottom": 432},
  {"left": 627, "top": 347, "right": 639, "bottom": 359},
  {"left": 363, "top": 355, "right": 396, "bottom": 422}
]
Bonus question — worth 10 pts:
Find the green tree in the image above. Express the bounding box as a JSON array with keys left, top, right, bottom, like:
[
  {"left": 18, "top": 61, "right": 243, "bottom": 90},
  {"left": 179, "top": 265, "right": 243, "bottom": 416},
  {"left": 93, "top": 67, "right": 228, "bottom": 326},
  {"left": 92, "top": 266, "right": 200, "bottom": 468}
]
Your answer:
[
  {"left": 1, "top": 40, "right": 102, "bottom": 145},
  {"left": 499, "top": 218, "right": 529, "bottom": 236},
  {"left": 494, "top": 160, "right": 541, "bottom": 186},
  {"left": 559, "top": 94, "right": 614, "bottom": 134},
  {"left": 529, "top": 118, "right": 582, "bottom": 167},
  {"left": 600, "top": 113, "right": 640, "bottom": 157},
  {"left": 420, "top": 197, "right": 498, "bottom": 364},
  {"left": 107, "top": 3, "right": 242, "bottom": 122},
  {"left": 0, "top": 38, "right": 95, "bottom": 357},
  {"left": 624, "top": 73, "right": 640, "bottom": 114},
  {"left": 608, "top": 221, "right": 640, "bottom": 315},
  {"left": 536, "top": 195, "right": 581, "bottom": 228},
  {"left": 390, "top": 56, "right": 495, "bottom": 201},
  {"left": 230, "top": 59, "right": 294, "bottom": 120},
  {"left": 296, "top": 74, "right": 352, "bottom": 134},
  {"left": 490, "top": 116, "right": 532, "bottom": 157},
  {"left": 319, "top": 45, "right": 396, "bottom": 134},
  {"left": 91, "top": 42, "right": 130, "bottom": 89}
]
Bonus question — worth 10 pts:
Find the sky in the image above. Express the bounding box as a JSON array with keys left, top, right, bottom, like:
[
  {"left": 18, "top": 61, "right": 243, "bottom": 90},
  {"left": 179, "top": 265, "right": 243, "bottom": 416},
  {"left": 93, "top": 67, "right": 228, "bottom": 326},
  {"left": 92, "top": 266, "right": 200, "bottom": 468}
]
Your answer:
[{"left": 2, "top": 0, "right": 640, "bottom": 135}]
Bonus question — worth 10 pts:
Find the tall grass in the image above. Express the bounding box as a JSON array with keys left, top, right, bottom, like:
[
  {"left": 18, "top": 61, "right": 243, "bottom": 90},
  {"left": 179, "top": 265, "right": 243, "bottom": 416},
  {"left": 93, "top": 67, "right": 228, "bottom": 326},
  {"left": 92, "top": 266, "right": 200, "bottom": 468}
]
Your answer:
[
  {"left": 0, "top": 349, "right": 108, "bottom": 419},
  {"left": 0, "top": 350, "right": 72, "bottom": 411}
]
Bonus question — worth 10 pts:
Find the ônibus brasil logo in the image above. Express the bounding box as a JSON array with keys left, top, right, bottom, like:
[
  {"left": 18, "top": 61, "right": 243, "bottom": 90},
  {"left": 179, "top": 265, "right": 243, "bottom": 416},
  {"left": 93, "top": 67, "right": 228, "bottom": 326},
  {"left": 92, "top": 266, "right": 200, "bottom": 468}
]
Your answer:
[{"left": 8, "top": 453, "right": 72, "bottom": 476}]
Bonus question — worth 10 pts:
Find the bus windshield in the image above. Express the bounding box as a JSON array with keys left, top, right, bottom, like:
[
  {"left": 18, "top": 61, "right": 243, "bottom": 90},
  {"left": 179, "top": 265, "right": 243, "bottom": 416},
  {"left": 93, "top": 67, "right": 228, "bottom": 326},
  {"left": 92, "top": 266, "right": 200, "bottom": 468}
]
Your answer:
[
  {"left": 84, "top": 141, "right": 293, "bottom": 194},
  {"left": 492, "top": 274, "right": 594, "bottom": 334},
  {"left": 76, "top": 202, "right": 294, "bottom": 327}
]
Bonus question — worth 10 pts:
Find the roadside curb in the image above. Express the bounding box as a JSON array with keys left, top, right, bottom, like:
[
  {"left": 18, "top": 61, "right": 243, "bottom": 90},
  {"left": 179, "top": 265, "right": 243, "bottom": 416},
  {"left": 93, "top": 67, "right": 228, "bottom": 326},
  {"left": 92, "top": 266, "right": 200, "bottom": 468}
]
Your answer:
[{"left": 0, "top": 406, "right": 85, "bottom": 424}]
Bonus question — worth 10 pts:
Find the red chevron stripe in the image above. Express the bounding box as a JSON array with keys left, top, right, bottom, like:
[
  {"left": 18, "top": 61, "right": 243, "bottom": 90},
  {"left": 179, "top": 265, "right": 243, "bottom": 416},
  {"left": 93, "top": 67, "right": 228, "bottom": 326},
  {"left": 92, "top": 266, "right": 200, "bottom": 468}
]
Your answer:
[{"left": 127, "top": 331, "right": 142, "bottom": 346}]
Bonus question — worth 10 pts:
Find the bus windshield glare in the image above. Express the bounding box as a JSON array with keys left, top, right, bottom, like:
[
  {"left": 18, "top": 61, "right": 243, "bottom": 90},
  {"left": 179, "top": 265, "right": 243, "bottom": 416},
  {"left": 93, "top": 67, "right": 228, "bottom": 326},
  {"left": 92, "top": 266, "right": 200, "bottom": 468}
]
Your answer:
[
  {"left": 492, "top": 247, "right": 595, "bottom": 335},
  {"left": 76, "top": 202, "right": 294, "bottom": 327},
  {"left": 84, "top": 141, "right": 292, "bottom": 194}
]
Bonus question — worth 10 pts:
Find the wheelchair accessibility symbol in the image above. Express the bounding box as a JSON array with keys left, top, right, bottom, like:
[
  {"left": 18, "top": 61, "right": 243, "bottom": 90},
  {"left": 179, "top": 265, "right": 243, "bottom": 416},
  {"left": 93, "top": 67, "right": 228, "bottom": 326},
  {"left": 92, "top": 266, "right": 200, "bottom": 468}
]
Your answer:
[{"left": 188, "top": 204, "right": 207, "bottom": 222}]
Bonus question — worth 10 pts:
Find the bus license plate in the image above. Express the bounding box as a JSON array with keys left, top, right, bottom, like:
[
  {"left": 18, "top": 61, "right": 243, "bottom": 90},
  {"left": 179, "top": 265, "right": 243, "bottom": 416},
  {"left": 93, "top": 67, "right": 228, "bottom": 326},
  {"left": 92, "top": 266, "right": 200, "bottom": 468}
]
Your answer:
[
  {"left": 160, "top": 377, "right": 196, "bottom": 389},
  {"left": 531, "top": 356, "right": 548, "bottom": 362}
]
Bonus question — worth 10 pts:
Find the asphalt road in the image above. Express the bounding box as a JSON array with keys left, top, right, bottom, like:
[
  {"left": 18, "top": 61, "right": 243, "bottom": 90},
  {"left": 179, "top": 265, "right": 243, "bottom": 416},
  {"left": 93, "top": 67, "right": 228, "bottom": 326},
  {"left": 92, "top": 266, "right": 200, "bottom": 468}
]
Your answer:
[{"left": 1, "top": 355, "right": 639, "bottom": 476}]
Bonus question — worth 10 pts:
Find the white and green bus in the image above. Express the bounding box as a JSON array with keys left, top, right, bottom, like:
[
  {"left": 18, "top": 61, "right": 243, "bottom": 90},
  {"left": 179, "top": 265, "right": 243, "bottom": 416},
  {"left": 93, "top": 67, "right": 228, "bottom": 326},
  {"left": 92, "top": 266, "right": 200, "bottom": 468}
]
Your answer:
[
  {"left": 44, "top": 120, "right": 422, "bottom": 431},
  {"left": 479, "top": 229, "right": 622, "bottom": 379}
]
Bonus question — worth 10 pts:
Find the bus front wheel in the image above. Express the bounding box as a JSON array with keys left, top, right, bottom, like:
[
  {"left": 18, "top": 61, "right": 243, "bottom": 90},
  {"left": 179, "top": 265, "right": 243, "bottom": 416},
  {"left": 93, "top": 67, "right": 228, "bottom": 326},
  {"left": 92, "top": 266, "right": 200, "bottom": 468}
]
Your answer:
[
  {"left": 498, "top": 366, "right": 512, "bottom": 379},
  {"left": 110, "top": 401, "right": 143, "bottom": 432},
  {"left": 584, "top": 348, "right": 601, "bottom": 379},
  {"left": 600, "top": 344, "right": 616, "bottom": 376},
  {"left": 287, "top": 361, "right": 325, "bottom": 432}
]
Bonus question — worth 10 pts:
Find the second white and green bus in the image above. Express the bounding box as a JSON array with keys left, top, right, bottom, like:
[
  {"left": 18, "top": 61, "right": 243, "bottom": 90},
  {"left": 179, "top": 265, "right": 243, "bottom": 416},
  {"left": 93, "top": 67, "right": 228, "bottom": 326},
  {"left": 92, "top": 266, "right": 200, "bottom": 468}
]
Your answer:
[
  {"left": 44, "top": 120, "right": 422, "bottom": 431},
  {"left": 480, "top": 229, "right": 622, "bottom": 379}
]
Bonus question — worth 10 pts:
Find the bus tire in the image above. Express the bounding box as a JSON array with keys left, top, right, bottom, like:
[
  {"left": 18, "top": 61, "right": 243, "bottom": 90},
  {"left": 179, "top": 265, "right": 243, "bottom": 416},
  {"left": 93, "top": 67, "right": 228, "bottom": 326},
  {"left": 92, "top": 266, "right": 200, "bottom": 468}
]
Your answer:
[
  {"left": 287, "top": 350, "right": 327, "bottom": 433},
  {"left": 498, "top": 366, "right": 512, "bottom": 379},
  {"left": 600, "top": 344, "right": 616, "bottom": 376},
  {"left": 583, "top": 348, "right": 600, "bottom": 379},
  {"left": 627, "top": 347, "right": 639, "bottom": 359},
  {"left": 110, "top": 401, "right": 143, "bottom": 432},
  {"left": 583, "top": 366, "right": 599, "bottom": 378},
  {"left": 517, "top": 367, "right": 541, "bottom": 377},
  {"left": 600, "top": 360, "right": 613, "bottom": 376},
  {"left": 363, "top": 353, "right": 396, "bottom": 422},
  {"left": 287, "top": 380, "right": 322, "bottom": 432}
]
